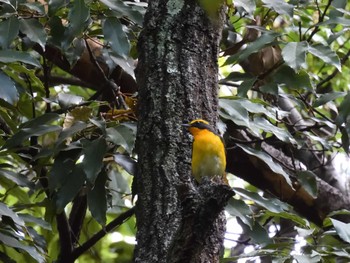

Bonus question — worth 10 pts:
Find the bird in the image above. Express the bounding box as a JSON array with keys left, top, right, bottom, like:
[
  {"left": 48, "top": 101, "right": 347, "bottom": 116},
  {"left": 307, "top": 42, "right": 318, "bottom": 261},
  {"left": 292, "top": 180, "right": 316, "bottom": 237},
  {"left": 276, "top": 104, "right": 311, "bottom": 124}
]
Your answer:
[{"left": 183, "top": 119, "right": 227, "bottom": 184}]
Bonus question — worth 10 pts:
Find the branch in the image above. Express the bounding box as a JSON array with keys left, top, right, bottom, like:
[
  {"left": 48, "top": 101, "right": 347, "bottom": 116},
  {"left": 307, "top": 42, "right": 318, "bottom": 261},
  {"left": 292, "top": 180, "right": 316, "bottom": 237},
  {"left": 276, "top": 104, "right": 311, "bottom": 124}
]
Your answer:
[
  {"left": 71, "top": 207, "right": 135, "bottom": 260},
  {"left": 226, "top": 136, "right": 350, "bottom": 225},
  {"left": 69, "top": 195, "right": 87, "bottom": 247},
  {"left": 306, "top": 0, "right": 333, "bottom": 42},
  {"left": 56, "top": 212, "right": 73, "bottom": 263},
  {"left": 168, "top": 181, "right": 234, "bottom": 263}
]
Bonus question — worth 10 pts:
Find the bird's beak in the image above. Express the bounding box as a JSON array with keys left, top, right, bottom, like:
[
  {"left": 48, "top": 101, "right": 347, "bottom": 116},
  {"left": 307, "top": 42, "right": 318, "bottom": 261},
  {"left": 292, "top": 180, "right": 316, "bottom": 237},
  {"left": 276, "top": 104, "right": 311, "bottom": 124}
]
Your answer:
[{"left": 182, "top": 123, "right": 190, "bottom": 128}]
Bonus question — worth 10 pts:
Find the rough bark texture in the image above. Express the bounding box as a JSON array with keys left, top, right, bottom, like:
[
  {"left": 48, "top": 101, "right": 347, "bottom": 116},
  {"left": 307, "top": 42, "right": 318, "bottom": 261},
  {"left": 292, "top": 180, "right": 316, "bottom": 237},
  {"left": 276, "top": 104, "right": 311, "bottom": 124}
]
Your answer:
[{"left": 134, "top": 0, "right": 228, "bottom": 262}]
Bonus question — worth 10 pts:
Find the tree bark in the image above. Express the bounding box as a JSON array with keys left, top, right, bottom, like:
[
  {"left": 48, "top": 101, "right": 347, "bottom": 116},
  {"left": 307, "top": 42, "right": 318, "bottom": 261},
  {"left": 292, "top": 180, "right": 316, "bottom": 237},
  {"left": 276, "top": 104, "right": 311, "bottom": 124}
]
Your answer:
[{"left": 134, "top": 0, "right": 230, "bottom": 262}]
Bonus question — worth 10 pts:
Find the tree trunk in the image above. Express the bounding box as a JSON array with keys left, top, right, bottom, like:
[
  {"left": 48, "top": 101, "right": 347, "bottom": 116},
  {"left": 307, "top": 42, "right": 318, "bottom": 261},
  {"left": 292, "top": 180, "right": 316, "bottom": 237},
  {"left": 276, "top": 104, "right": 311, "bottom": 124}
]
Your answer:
[{"left": 134, "top": 0, "right": 232, "bottom": 262}]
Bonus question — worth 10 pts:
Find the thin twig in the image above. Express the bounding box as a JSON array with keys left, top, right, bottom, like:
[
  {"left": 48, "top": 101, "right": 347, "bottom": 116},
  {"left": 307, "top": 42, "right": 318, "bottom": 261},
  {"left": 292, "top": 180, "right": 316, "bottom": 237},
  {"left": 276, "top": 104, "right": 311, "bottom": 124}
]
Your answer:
[
  {"left": 306, "top": 0, "right": 333, "bottom": 42},
  {"left": 71, "top": 207, "right": 135, "bottom": 260}
]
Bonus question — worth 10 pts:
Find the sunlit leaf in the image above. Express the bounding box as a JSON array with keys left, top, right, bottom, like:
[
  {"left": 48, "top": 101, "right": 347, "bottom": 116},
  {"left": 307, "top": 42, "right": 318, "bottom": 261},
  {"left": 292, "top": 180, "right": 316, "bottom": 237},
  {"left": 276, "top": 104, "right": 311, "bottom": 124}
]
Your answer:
[{"left": 331, "top": 219, "right": 350, "bottom": 244}]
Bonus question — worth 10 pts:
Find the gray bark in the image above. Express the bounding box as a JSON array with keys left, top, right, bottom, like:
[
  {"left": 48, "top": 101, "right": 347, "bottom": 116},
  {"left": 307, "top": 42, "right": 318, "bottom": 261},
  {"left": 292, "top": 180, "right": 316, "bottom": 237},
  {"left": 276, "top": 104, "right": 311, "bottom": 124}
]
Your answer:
[{"left": 134, "top": 1, "right": 232, "bottom": 262}]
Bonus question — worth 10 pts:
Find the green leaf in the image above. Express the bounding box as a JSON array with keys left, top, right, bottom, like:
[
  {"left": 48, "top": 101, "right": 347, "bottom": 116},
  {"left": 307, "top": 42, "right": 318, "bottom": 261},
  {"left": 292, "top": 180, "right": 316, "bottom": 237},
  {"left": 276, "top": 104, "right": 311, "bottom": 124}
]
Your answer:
[
  {"left": 219, "top": 99, "right": 249, "bottom": 127},
  {"left": 0, "top": 168, "right": 35, "bottom": 189},
  {"left": 18, "top": 213, "right": 51, "bottom": 230},
  {"left": 0, "top": 16, "right": 19, "bottom": 49},
  {"left": 48, "top": 16, "right": 66, "bottom": 47},
  {"left": 88, "top": 170, "right": 108, "bottom": 226},
  {"left": 49, "top": 148, "right": 82, "bottom": 191},
  {"left": 308, "top": 44, "right": 341, "bottom": 72},
  {"left": 273, "top": 66, "right": 313, "bottom": 90},
  {"left": 313, "top": 92, "right": 346, "bottom": 107},
  {"left": 48, "top": 0, "right": 69, "bottom": 15},
  {"left": 3, "top": 112, "right": 61, "bottom": 148},
  {"left": 226, "top": 198, "right": 253, "bottom": 228},
  {"left": 90, "top": 118, "right": 107, "bottom": 136},
  {"left": 225, "top": 32, "right": 280, "bottom": 65},
  {"left": 331, "top": 219, "right": 350, "bottom": 244},
  {"left": 0, "top": 232, "right": 45, "bottom": 263},
  {"left": 56, "top": 163, "right": 85, "bottom": 212},
  {"left": 297, "top": 171, "right": 318, "bottom": 198},
  {"left": 252, "top": 117, "right": 297, "bottom": 144},
  {"left": 0, "top": 50, "right": 41, "bottom": 67},
  {"left": 0, "top": 202, "right": 25, "bottom": 227},
  {"left": 103, "top": 17, "right": 130, "bottom": 59},
  {"left": 234, "top": 0, "right": 256, "bottom": 17},
  {"left": 106, "top": 123, "right": 136, "bottom": 153},
  {"left": 57, "top": 93, "right": 84, "bottom": 109},
  {"left": 0, "top": 70, "right": 18, "bottom": 105},
  {"left": 262, "top": 0, "right": 294, "bottom": 17},
  {"left": 237, "top": 78, "right": 256, "bottom": 97},
  {"left": 4, "top": 125, "right": 61, "bottom": 149},
  {"left": 56, "top": 121, "right": 87, "bottom": 146},
  {"left": 264, "top": 210, "right": 309, "bottom": 228},
  {"left": 340, "top": 126, "right": 350, "bottom": 153},
  {"left": 66, "top": 0, "right": 90, "bottom": 37},
  {"left": 336, "top": 92, "right": 350, "bottom": 125},
  {"left": 330, "top": 0, "right": 348, "bottom": 20},
  {"left": 82, "top": 137, "right": 107, "bottom": 184},
  {"left": 237, "top": 217, "right": 271, "bottom": 245},
  {"left": 237, "top": 144, "right": 293, "bottom": 186},
  {"left": 19, "top": 18, "right": 47, "bottom": 49},
  {"left": 99, "top": 0, "right": 144, "bottom": 25},
  {"left": 234, "top": 187, "right": 290, "bottom": 213},
  {"left": 293, "top": 253, "right": 321, "bottom": 263},
  {"left": 282, "top": 41, "right": 308, "bottom": 70},
  {"left": 113, "top": 153, "right": 137, "bottom": 175}
]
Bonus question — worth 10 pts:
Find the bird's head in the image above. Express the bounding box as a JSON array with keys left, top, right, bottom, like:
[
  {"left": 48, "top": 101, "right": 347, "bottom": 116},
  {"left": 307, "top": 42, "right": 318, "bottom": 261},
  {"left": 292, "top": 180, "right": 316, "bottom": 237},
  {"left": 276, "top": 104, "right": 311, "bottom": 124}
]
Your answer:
[{"left": 182, "top": 119, "right": 216, "bottom": 136}]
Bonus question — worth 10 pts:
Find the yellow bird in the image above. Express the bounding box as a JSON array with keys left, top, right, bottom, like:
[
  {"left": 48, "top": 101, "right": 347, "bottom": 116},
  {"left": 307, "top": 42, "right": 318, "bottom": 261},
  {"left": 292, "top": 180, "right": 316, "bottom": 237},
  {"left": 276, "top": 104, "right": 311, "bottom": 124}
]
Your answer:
[{"left": 183, "top": 119, "right": 227, "bottom": 184}]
